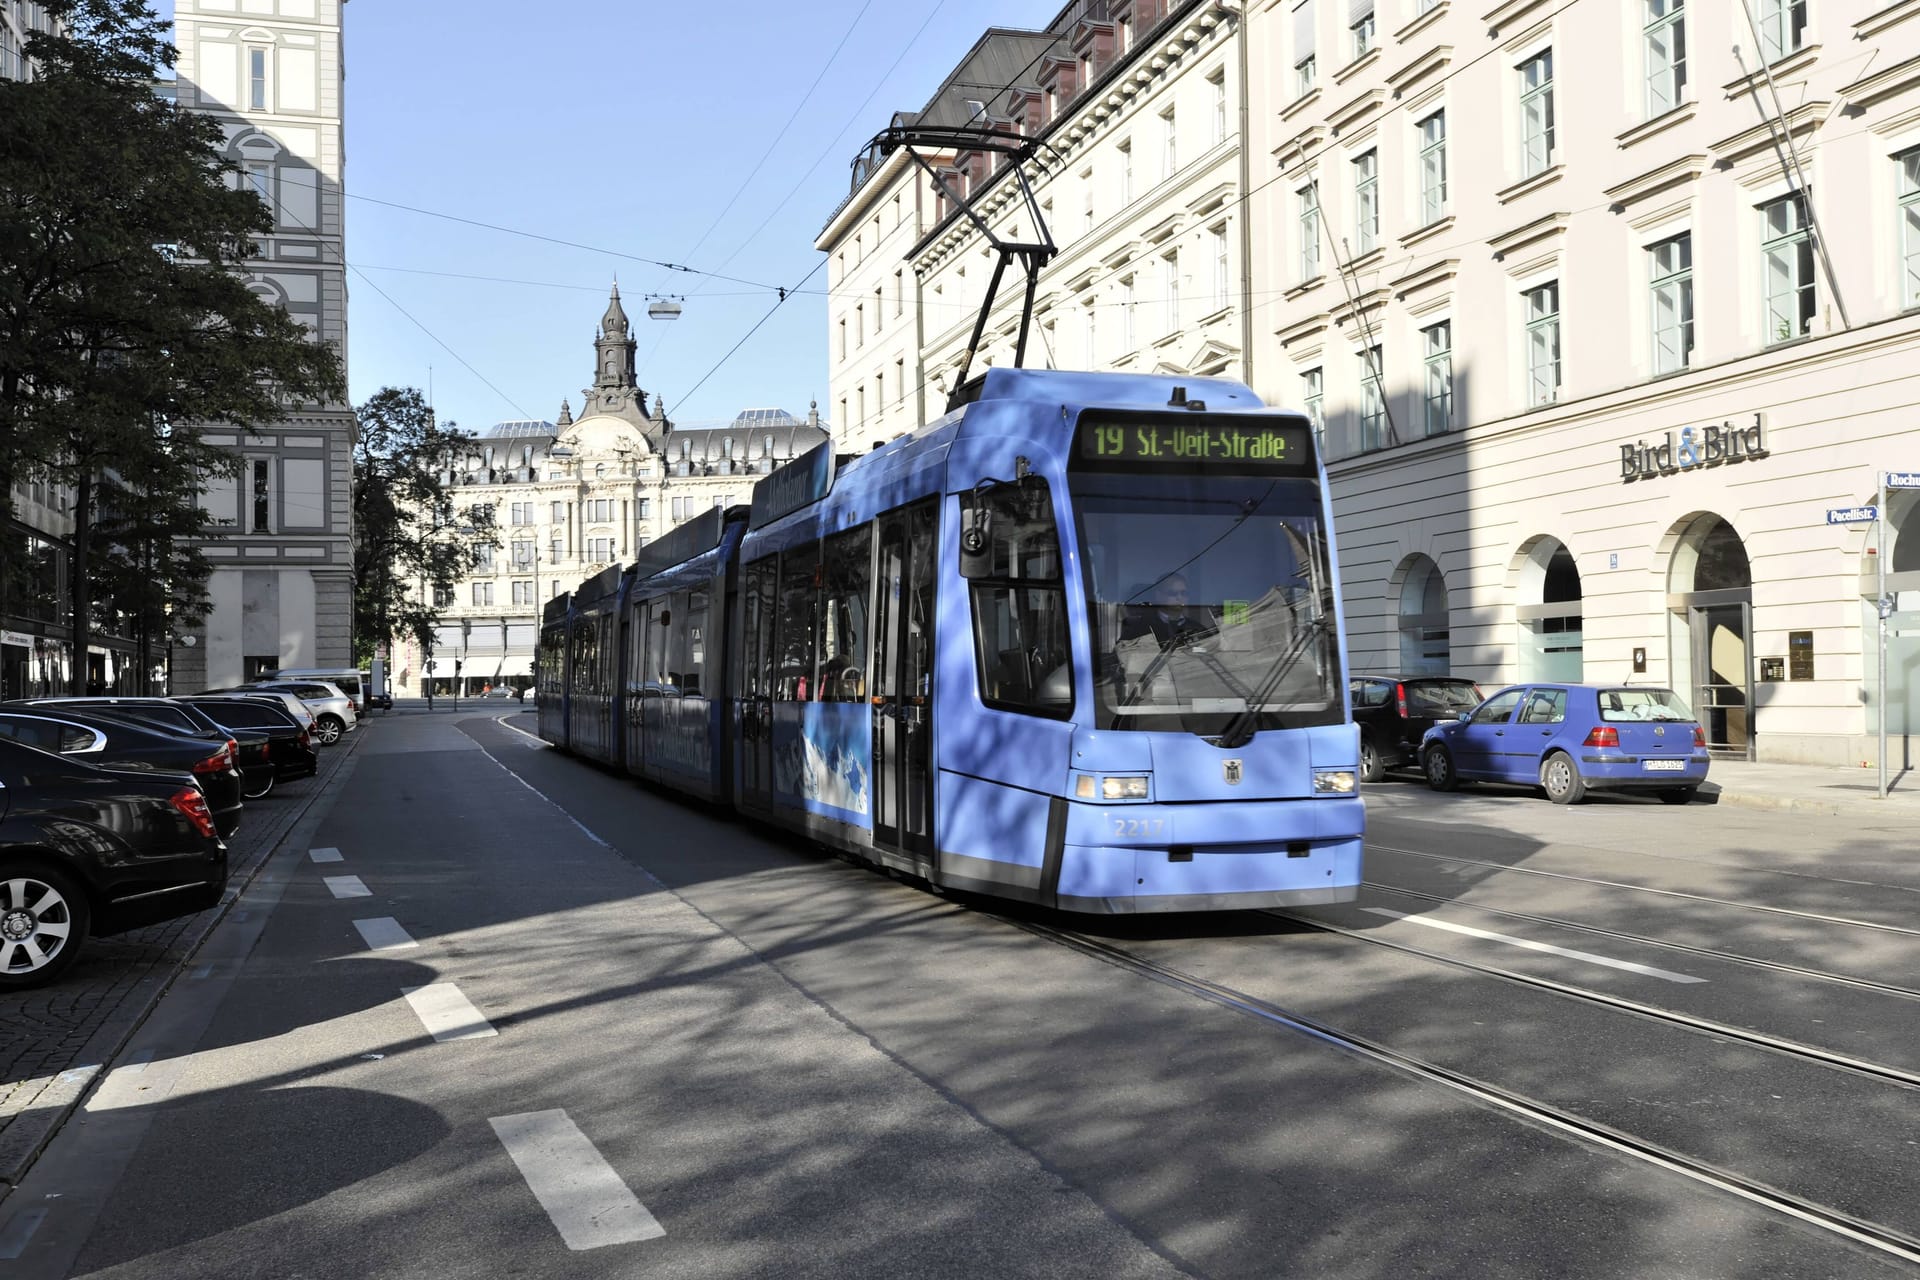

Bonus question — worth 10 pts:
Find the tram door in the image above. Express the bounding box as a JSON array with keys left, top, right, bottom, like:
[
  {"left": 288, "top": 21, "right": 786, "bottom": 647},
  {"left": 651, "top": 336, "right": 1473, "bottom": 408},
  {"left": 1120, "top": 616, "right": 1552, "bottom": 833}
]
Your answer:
[
  {"left": 739, "top": 560, "right": 775, "bottom": 810},
  {"left": 872, "top": 502, "right": 936, "bottom": 859}
]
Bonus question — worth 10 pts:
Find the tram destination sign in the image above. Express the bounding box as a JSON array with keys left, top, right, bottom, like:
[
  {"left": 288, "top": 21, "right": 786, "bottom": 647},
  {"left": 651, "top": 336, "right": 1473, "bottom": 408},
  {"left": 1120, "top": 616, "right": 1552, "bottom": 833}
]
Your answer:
[{"left": 1076, "top": 416, "right": 1314, "bottom": 473}]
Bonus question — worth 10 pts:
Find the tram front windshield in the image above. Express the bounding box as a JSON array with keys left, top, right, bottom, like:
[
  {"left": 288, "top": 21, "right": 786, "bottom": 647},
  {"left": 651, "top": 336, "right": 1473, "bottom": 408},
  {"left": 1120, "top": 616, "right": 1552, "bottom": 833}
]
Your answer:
[{"left": 1072, "top": 472, "right": 1341, "bottom": 737}]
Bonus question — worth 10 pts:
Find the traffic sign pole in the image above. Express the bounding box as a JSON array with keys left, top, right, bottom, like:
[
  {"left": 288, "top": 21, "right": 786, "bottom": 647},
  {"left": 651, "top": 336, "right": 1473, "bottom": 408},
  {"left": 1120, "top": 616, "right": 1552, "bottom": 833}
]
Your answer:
[{"left": 1880, "top": 471, "right": 1888, "bottom": 800}]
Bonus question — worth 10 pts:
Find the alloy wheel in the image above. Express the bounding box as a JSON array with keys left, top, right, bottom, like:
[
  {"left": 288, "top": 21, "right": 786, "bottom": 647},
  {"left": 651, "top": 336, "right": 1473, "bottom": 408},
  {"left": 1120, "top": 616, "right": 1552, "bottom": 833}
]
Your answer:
[{"left": 1, "top": 874, "right": 79, "bottom": 979}]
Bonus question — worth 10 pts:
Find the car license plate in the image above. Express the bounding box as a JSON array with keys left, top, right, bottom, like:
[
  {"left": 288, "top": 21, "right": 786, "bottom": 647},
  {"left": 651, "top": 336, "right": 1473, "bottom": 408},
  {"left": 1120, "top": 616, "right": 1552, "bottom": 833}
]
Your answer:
[{"left": 1642, "top": 759, "right": 1685, "bottom": 771}]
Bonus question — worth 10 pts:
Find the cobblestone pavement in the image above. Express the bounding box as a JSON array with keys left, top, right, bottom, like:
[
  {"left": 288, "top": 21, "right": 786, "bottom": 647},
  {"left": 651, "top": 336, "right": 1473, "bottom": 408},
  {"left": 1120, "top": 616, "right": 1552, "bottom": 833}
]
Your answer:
[{"left": 0, "top": 720, "right": 370, "bottom": 1187}]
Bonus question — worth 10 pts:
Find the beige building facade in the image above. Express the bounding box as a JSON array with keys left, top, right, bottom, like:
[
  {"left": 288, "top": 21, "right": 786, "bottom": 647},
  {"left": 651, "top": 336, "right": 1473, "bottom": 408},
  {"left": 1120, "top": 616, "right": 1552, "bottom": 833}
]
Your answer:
[
  {"left": 170, "top": 0, "right": 355, "bottom": 689},
  {"left": 1246, "top": 0, "right": 1920, "bottom": 765}
]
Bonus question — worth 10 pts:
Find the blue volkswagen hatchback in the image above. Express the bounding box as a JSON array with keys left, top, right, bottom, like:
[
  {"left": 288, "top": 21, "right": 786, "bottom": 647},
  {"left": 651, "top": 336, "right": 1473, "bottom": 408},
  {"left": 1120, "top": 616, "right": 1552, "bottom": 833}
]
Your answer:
[{"left": 1420, "top": 683, "right": 1711, "bottom": 804}]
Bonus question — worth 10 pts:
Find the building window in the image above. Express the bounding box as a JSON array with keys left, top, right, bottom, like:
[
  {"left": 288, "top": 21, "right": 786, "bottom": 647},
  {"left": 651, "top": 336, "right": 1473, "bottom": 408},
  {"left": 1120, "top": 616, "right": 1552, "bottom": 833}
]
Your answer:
[
  {"left": 1211, "top": 71, "right": 1227, "bottom": 147},
  {"left": 894, "top": 269, "right": 904, "bottom": 316},
  {"left": 1121, "top": 275, "right": 1136, "bottom": 351},
  {"left": 1902, "top": 150, "right": 1920, "bottom": 310},
  {"left": 1293, "top": 0, "right": 1316, "bottom": 95},
  {"left": 1302, "top": 367, "right": 1324, "bottom": 443},
  {"left": 433, "top": 586, "right": 453, "bottom": 608},
  {"left": 1298, "top": 183, "right": 1321, "bottom": 280},
  {"left": 472, "top": 582, "right": 494, "bottom": 607},
  {"left": 1353, "top": 150, "right": 1378, "bottom": 255},
  {"left": 585, "top": 498, "right": 613, "bottom": 521},
  {"left": 1161, "top": 107, "right": 1177, "bottom": 180},
  {"left": 1082, "top": 168, "right": 1095, "bottom": 233},
  {"left": 247, "top": 47, "right": 267, "bottom": 111},
  {"left": 473, "top": 543, "right": 494, "bottom": 570},
  {"left": 1119, "top": 140, "right": 1133, "bottom": 205},
  {"left": 1211, "top": 225, "right": 1230, "bottom": 312},
  {"left": 245, "top": 161, "right": 273, "bottom": 210},
  {"left": 550, "top": 537, "right": 564, "bottom": 561},
  {"left": 1350, "top": 1, "right": 1375, "bottom": 59},
  {"left": 588, "top": 537, "right": 614, "bottom": 563},
  {"left": 1422, "top": 321, "right": 1453, "bottom": 435},
  {"left": 671, "top": 496, "right": 686, "bottom": 522},
  {"left": 510, "top": 502, "right": 532, "bottom": 525},
  {"left": 1163, "top": 251, "right": 1180, "bottom": 335},
  {"left": 1525, "top": 281, "right": 1562, "bottom": 406},
  {"left": 510, "top": 540, "right": 535, "bottom": 567},
  {"left": 838, "top": 317, "right": 846, "bottom": 359},
  {"left": 1644, "top": 0, "right": 1686, "bottom": 119},
  {"left": 1754, "top": 0, "right": 1806, "bottom": 63},
  {"left": 638, "top": 496, "right": 652, "bottom": 519},
  {"left": 550, "top": 500, "right": 565, "bottom": 523},
  {"left": 1418, "top": 111, "right": 1447, "bottom": 226},
  {"left": 250, "top": 458, "right": 271, "bottom": 533},
  {"left": 1519, "top": 51, "right": 1555, "bottom": 179},
  {"left": 1084, "top": 297, "right": 1098, "bottom": 363},
  {"left": 873, "top": 286, "right": 883, "bottom": 334},
  {"left": 1649, "top": 233, "right": 1694, "bottom": 373},
  {"left": 1762, "top": 193, "right": 1815, "bottom": 343},
  {"left": 1357, "top": 347, "right": 1385, "bottom": 452},
  {"left": 512, "top": 580, "right": 534, "bottom": 605}
]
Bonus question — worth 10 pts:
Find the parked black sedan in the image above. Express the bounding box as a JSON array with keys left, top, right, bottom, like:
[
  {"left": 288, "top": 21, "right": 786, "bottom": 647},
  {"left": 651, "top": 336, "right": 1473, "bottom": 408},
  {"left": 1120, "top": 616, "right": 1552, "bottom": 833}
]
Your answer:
[
  {"left": 0, "top": 708, "right": 246, "bottom": 836},
  {"left": 11, "top": 698, "right": 264, "bottom": 824},
  {"left": 180, "top": 696, "right": 318, "bottom": 787},
  {"left": 0, "top": 737, "right": 227, "bottom": 989}
]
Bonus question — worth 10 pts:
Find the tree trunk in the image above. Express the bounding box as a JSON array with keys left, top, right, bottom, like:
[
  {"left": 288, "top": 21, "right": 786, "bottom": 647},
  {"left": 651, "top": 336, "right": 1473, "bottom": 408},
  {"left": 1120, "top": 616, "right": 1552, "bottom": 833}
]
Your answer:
[{"left": 68, "top": 469, "right": 93, "bottom": 696}]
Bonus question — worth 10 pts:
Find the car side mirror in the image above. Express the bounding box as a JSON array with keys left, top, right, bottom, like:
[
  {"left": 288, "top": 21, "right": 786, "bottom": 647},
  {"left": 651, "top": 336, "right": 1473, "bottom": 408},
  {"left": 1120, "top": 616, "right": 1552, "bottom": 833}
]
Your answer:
[{"left": 1457, "top": 710, "right": 1472, "bottom": 722}]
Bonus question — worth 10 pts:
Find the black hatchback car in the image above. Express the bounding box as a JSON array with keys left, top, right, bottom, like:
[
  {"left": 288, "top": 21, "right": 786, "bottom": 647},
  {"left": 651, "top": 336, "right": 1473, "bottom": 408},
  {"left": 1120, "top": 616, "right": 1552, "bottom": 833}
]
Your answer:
[
  {"left": 12, "top": 697, "right": 262, "bottom": 826},
  {"left": 0, "top": 737, "right": 227, "bottom": 989},
  {"left": 1350, "top": 675, "right": 1484, "bottom": 782},
  {"left": 0, "top": 707, "right": 246, "bottom": 835}
]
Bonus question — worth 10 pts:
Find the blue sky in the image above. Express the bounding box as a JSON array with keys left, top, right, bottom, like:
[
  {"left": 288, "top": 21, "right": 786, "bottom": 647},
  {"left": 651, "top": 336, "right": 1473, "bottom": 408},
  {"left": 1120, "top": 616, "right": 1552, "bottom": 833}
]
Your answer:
[{"left": 312, "top": 0, "right": 1052, "bottom": 434}]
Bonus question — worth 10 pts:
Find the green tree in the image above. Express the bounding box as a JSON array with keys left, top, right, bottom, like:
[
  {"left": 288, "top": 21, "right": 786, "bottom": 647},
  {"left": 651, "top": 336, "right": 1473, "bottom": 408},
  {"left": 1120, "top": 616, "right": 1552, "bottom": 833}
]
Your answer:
[
  {"left": 352, "top": 387, "right": 497, "bottom": 669},
  {"left": 0, "top": 0, "right": 344, "bottom": 692}
]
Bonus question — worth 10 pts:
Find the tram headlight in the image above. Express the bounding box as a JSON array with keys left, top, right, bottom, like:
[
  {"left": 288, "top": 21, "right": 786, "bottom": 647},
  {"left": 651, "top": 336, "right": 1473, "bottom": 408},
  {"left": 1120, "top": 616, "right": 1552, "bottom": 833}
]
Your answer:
[
  {"left": 1313, "top": 769, "right": 1357, "bottom": 795},
  {"left": 1100, "top": 775, "right": 1151, "bottom": 800}
]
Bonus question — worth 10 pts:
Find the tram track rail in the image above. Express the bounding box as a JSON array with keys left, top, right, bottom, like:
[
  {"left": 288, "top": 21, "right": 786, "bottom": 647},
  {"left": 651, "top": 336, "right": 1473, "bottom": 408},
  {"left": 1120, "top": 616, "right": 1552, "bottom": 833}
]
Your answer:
[
  {"left": 1367, "top": 843, "right": 1920, "bottom": 939},
  {"left": 1354, "top": 878, "right": 1920, "bottom": 1005},
  {"left": 1004, "top": 913, "right": 1920, "bottom": 1270}
]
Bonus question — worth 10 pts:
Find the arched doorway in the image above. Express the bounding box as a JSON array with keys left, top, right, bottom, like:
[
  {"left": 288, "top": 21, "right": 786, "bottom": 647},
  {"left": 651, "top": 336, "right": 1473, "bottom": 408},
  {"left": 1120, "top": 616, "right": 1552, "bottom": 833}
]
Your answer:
[
  {"left": 1864, "top": 492, "right": 1920, "bottom": 772},
  {"left": 1398, "top": 556, "right": 1451, "bottom": 675},
  {"left": 1516, "top": 538, "right": 1583, "bottom": 681},
  {"left": 1668, "top": 514, "right": 1753, "bottom": 757}
]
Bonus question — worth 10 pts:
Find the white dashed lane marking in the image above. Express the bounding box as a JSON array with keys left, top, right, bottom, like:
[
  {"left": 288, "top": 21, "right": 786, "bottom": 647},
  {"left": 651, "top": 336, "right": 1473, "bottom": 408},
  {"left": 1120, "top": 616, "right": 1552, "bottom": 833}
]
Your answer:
[
  {"left": 353, "top": 917, "right": 418, "bottom": 952},
  {"left": 308, "top": 847, "right": 344, "bottom": 863},
  {"left": 490, "top": 1109, "right": 665, "bottom": 1250},
  {"left": 323, "top": 875, "right": 371, "bottom": 899},
  {"left": 1361, "top": 907, "right": 1707, "bottom": 984},
  {"left": 402, "top": 983, "right": 497, "bottom": 1041}
]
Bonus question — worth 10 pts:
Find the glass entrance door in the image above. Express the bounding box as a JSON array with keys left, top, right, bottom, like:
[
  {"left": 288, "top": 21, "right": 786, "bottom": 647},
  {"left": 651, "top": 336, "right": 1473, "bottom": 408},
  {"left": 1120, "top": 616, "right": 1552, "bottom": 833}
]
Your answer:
[{"left": 1690, "top": 602, "right": 1752, "bottom": 756}]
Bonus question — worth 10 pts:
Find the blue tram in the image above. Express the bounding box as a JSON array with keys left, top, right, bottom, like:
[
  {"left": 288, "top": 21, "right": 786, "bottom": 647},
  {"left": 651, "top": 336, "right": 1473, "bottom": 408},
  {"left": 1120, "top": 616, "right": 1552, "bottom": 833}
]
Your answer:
[{"left": 537, "top": 368, "right": 1363, "bottom": 913}]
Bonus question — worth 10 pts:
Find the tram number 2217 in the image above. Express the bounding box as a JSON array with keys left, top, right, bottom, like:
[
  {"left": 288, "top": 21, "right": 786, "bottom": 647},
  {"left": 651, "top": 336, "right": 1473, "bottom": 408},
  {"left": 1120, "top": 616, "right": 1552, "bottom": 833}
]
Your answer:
[{"left": 1112, "top": 816, "right": 1168, "bottom": 839}]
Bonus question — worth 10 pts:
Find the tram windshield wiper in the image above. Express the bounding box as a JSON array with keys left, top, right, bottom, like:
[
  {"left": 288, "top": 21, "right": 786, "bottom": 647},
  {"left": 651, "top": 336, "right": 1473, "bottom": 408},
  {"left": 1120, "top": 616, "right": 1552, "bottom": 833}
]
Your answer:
[{"left": 1211, "top": 613, "right": 1332, "bottom": 750}]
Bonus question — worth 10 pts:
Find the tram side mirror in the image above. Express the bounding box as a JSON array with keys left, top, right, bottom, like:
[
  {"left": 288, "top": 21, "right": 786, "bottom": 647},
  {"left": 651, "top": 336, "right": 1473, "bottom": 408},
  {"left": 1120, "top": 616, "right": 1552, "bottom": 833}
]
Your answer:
[{"left": 959, "top": 509, "right": 992, "bottom": 579}]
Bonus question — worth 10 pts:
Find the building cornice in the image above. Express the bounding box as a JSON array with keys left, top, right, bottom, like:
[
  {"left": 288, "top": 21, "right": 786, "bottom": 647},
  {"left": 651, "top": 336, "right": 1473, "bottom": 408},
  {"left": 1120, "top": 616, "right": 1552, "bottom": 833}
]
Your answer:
[{"left": 1604, "top": 154, "right": 1707, "bottom": 211}]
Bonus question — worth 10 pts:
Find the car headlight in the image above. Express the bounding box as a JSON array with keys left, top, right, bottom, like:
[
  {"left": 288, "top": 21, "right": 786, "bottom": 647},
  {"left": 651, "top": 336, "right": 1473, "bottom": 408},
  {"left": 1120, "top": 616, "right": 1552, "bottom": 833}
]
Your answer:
[
  {"left": 1100, "top": 775, "right": 1151, "bottom": 800},
  {"left": 1313, "top": 769, "right": 1357, "bottom": 795}
]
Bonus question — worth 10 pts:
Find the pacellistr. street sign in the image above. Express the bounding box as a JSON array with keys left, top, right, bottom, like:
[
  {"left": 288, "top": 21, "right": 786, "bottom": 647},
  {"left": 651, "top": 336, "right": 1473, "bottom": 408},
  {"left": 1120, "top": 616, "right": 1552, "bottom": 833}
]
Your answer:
[
  {"left": 1828, "top": 506, "right": 1879, "bottom": 524},
  {"left": 1887, "top": 471, "right": 1920, "bottom": 490}
]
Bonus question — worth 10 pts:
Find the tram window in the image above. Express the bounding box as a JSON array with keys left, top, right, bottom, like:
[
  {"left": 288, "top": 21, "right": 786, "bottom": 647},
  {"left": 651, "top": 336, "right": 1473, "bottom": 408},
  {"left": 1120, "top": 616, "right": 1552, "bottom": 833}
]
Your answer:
[
  {"left": 776, "top": 544, "right": 819, "bottom": 700},
  {"left": 662, "top": 591, "right": 689, "bottom": 696},
  {"left": 686, "top": 589, "right": 709, "bottom": 696},
  {"left": 962, "top": 480, "right": 1071, "bottom": 717},
  {"left": 821, "top": 526, "right": 872, "bottom": 701}
]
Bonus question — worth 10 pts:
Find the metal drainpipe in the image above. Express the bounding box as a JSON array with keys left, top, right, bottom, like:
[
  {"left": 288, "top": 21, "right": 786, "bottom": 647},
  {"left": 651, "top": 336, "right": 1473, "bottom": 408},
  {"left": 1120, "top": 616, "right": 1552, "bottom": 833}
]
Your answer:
[
  {"left": 913, "top": 175, "right": 929, "bottom": 431},
  {"left": 1233, "top": 0, "right": 1254, "bottom": 391}
]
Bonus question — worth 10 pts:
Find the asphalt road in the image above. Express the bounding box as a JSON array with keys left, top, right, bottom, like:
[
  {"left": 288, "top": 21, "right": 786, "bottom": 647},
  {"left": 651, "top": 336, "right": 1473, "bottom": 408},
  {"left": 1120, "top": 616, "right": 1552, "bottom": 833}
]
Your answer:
[{"left": 4, "top": 711, "right": 1915, "bottom": 1278}]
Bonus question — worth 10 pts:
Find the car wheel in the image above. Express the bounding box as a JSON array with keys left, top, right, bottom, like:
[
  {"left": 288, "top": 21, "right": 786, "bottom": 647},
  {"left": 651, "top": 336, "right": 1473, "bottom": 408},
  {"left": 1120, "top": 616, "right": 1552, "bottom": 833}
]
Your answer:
[
  {"left": 315, "top": 714, "right": 344, "bottom": 745},
  {"left": 242, "top": 771, "right": 275, "bottom": 800},
  {"left": 1423, "top": 744, "right": 1459, "bottom": 792},
  {"left": 1659, "top": 787, "right": 1696, "bottom": 806},
  {"left": 1359, "top": 736, "right": 1385, "bottom": 784},
  {"left": 1541, "top": 751, "right": 1586, "bottom": 805},
  {"left": 0, "top": 864, "right": 91, "bottom": 990}
]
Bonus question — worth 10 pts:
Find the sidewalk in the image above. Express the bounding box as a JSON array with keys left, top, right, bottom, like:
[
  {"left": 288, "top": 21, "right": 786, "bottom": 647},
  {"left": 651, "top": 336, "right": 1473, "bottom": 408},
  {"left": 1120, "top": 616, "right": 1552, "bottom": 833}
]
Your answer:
[{"left": 1701, "top": 756, "right": 1920, "bottom": 817}]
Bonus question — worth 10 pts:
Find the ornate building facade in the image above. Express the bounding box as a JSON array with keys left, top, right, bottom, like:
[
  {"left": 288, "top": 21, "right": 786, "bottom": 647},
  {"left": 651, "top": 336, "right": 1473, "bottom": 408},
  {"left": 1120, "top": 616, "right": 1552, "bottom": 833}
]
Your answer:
[{"left": 396, "top": 287, "right": 829, "bottom": 695}]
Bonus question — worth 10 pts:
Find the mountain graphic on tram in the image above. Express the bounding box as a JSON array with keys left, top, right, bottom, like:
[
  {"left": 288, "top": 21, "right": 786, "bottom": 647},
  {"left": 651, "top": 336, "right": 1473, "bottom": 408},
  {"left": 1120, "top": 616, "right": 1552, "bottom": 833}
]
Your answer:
[{"left": 533, "top": 365, "right": 1363, "bottom": 914}]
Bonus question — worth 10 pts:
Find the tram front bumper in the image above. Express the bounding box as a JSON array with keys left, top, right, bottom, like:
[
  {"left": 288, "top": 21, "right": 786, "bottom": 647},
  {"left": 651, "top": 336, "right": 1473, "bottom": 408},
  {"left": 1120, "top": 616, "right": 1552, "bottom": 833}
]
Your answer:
[{"left": 1054, "top": 796, "right": 1364, "bottom": 915}]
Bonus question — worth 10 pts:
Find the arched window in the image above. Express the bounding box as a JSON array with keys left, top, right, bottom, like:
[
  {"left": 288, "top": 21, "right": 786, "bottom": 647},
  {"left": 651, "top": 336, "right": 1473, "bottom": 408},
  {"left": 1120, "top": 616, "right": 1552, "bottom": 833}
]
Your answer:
[
  {"left": 1517, "top": 539, "right": 1583, "bottom": 681},
  {"left": 1397, "top": 556, "right": 1450, "bottom": 674},
  {"left": 594, "top": 462, "right": 606, "bottom": 479}
]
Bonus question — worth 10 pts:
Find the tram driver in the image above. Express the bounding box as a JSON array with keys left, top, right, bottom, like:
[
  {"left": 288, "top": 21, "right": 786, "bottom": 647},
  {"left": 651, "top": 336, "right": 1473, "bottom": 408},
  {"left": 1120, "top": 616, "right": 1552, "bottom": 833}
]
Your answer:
[{"left": 1120, "top": 573, "right": 1217, "bottom": 650}]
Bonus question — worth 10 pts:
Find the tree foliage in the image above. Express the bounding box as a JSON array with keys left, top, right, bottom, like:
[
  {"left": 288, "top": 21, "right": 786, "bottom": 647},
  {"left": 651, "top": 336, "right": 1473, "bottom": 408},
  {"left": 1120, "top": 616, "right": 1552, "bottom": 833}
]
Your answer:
[
  {"left": 352, "top": 387, "right": 497, "bottom": 665},
  {"left": 0, "top": 0, "right": 345, "bottom": 690}
]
